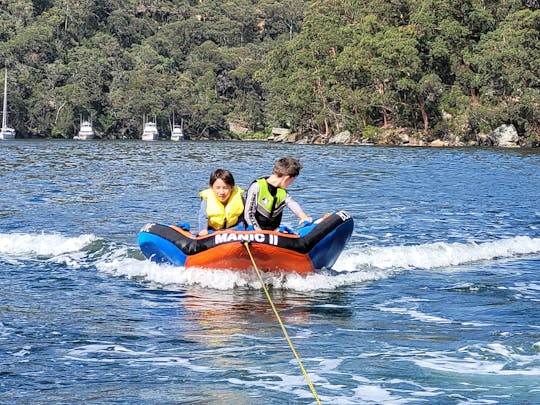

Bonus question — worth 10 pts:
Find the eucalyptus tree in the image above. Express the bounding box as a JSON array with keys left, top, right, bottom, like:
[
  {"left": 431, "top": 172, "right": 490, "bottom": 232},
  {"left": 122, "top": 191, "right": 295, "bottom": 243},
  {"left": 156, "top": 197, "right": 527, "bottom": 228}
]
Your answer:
[
  {"left": 24, "top": 61, "right": 67, "bottom": 137},
  {"left": 259, "top": 0, "right": 422, "bottom": 136},
  {"left": 220, "top": 0, "right": 260, "bottom": 45},
  {"left": 192, "top": 0, "right": 252, "bottom": 47},
  {"left": 408, "top": 0, "right": 495, "bottom": 138},
  {"left": 52, "top": 0, "right": 99, "bottom": 41},
  {"left": 106, "top": 8, "right": 158, "bottom": 48},
  {"left": 163, "top": 72, "right": 194, "bottom": 135},
  {"left": 8, "top": 9, "right": 66, "bottom": 137},
  {"left": 338, "top": 20, "right": 423, "bottom": 131},
  {"left": 258, "top": 0, "right": 307, "bottom": 40},
  {"left": 0, "top": 0, "right": 34, "bottom": 41},
  {"left": 63, "top": 33, "right": 126, "bottom": 134},
  {"left": 222, "top": 45, "right": 266, "bottom": 130},
  {"left": 5, "top": 13, "right": 58, "bottom": 67},
  {"left": 146, "top": 18, "right": 206, "bottom": 69},
  {"left": 259, "top": 0, "right": 353, "bottom": 137},
  {"left": 469, "top": 9, "right": 540, "bottom": 139},
  {"left": 5, "top": 3, "right": 89, "bottom": 136},
  {"left": 183, "top": 40, "right": 230, "bottom": 138},
  {"left": 106, "top": 41, "right": 170, "bottom": 138},
  {"left": 108, "top": 67, "right": 169, "bottom": 138}
]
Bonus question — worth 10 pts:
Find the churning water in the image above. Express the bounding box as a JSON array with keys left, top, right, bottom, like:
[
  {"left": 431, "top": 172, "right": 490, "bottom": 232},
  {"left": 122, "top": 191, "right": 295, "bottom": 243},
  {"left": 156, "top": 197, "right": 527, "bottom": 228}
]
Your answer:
[{"left": 1, "top": 140, "right": 539, "bottom": 404}]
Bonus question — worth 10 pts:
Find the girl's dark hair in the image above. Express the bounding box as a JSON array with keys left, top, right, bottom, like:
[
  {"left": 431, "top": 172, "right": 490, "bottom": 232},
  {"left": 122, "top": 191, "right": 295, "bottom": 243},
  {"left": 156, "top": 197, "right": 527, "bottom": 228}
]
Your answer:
[{"left": 209, "top": 168, "right": 235, "bottom": 186}]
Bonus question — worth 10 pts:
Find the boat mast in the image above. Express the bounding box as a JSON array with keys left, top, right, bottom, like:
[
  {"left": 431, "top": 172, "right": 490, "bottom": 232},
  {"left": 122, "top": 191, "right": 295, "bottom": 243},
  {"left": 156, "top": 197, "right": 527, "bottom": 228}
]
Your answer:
[{"left": 2, "top": 68, "right": 7, "bottom": 132}]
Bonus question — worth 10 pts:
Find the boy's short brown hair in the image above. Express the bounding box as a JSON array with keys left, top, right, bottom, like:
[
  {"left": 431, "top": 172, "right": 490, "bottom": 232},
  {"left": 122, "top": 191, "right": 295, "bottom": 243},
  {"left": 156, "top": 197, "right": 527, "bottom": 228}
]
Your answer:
[{"left": 273, "top": 157, "right": 302, "bottom": 177}]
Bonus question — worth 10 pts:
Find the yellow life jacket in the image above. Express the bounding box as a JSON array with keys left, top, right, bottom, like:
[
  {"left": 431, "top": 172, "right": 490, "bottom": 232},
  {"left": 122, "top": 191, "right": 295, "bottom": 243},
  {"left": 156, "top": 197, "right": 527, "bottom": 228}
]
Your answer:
[{"left": 199, "top": 186, "right": 244, "bottom": 230}]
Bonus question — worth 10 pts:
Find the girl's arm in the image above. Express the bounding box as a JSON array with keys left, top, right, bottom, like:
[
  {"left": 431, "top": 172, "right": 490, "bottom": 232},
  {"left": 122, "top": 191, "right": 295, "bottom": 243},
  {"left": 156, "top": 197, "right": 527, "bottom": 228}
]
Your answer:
[{"left": 197, "top": 199, "right": 209, "bottom": 235}]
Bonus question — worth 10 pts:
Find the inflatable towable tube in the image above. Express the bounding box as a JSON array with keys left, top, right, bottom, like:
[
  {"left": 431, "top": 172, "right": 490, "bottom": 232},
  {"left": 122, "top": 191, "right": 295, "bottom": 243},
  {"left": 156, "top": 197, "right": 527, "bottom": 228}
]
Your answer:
[{"left": 138, "top": 211, "right": 354, "bottom": 274}]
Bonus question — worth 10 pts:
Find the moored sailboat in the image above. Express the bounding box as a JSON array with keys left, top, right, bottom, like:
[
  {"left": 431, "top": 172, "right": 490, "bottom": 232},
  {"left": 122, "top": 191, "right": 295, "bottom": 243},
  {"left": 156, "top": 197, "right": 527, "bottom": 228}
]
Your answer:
[{"left": 0, "top": 68, "right": 15, "bottom": 140}]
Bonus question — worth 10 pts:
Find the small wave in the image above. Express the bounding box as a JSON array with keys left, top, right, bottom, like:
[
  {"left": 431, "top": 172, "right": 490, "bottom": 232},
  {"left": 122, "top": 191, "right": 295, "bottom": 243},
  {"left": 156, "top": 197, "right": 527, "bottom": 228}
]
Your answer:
[
  {"left": 0, "top": 321, "right": 13, "bottom": 338},
  {"left": 3, "top": 231, "right": 539, "bottom": 292},
  {"left": 412, "top": 342, "right": 540, "bottom": 376},
  {"left": 375, "top": 297, "right": 491, "bottom": 327},
  {"left": 508, "top": 282, "right": 540, "bottom": 302},
  {"left": 101, "top": 236, "right": 540, "bottom": 291},
  {"left": 64, "top": 343, "right": 213, "bottom": 371},
  {"left": 95, "top": 256, "right": 391, "bottom": 292},
  {"left": 0, "top": 232, "right": 97, "bottom": 258},
  {"left": 0, "top": 231, "right": 134, "bottom": 269},
  {"left": 335, "top": 235, "right": 540, "bottom": 271}
]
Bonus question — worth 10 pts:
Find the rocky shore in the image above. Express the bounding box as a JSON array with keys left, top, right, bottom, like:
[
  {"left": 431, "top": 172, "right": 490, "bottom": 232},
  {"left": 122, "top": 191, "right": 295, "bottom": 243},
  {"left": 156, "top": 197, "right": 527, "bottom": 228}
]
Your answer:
[{"left": 266, "top": 123, "right": 537, "bottom": 148}]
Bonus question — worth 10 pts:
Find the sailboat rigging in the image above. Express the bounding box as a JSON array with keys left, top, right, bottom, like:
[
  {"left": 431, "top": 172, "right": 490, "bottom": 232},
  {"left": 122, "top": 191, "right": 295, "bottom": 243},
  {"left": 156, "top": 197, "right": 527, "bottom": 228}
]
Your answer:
[{"left": 0, "top": 68, "right": 15, "bottom": 140}]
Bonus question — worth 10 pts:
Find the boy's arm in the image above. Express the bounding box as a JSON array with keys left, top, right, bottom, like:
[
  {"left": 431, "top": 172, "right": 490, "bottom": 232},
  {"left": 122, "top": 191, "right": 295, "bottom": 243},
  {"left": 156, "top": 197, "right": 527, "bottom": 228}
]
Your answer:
[
  {"left": 285, "top": 195, "right": 312, "bottom": 223},
  {"left": 243, "top": 183, "right": 261, "bottom": 230}
]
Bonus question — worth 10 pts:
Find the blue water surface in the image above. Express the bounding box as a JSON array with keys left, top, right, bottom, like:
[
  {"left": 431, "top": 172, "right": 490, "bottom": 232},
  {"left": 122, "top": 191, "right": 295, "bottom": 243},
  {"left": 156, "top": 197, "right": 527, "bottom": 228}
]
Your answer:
[{"left": 1, "top": 140, "right": 539, "bottom": 404}]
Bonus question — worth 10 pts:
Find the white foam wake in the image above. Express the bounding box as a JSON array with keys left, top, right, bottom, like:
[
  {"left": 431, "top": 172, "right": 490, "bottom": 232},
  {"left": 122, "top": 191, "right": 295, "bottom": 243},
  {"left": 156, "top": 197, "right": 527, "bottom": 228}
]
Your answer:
[
  {"left": 1, "top": 231, "right": 539, "bottom": 291},
  {"left": 96, "top": 235, "right": 540, "bottom": 291},
  {"left": 96, "top": 256, "right": 390, "bottom": 292},
  {"left": 335, "top": 235, "right": 540, "bottom": 271},
  {"left": 0, "top": 232, "right": 97, "bottom": 257},
  {"left": 412, "top": 342, "right": 540, "bottom": 376}
]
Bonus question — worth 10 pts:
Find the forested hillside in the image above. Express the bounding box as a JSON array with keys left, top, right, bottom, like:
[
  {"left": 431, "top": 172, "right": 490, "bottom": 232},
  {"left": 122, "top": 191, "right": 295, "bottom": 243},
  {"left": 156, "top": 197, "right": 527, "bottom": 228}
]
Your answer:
[{"left": 1, "top": 0, "right": 539, "bottom": 145}]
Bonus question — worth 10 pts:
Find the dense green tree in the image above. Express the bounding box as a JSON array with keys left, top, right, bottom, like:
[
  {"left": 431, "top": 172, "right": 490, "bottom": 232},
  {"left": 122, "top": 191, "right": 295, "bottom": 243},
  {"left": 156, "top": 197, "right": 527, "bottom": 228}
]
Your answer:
[
  {"left": 0, "top": 0, "right": 33, "bottom": 42},
  {"left": 469, "top": 9, "right": 540, "bottom": 138},
  {"left": 224, "top": 45, "right": 266, "bottom": 130},
  {"left": 259, "top": 0, "right": 307, "bottom": 40},
  {"left": 6, "top": 15, "right": 59, "bottom": 66},
  {"left": 163, "top": 72, "right": 194, "bottom": 133},
  {"left": 0, "top": 0, "right": 538, "bottom": 144},
  {"left": 108, "top": 65, "right": 169, "bottom": 137},
  {"left": 182, "top": 41, "right": 231, "bottom": 138},
  {"left": 340, "top": 24, "right": 423, "bottom": 129},
  {"left": 25, "top": 61, "right": 66, "bottom": 136},
  {"left": 106, "top": 9, "right": 157, "bottom": 48},
  {"left": 259, "top": 0, "right": 352, "bottom": 136}
]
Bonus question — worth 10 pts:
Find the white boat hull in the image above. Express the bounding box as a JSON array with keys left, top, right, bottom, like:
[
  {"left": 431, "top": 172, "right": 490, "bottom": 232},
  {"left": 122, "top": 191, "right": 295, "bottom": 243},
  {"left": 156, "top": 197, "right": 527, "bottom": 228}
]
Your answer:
[
  {"left": 75, "top": 121, "right": 94, "bottom": 140},
  {"left": 142, "top": 133, "right": 159, "bottom": 141},
  {"left": 0, "top": 128, "right": 15, "bottom": 140},
  {"left": 74, "top": 134, "right": 94, "bottom": 140},
  {"left": 142, "top": 122, "right": 159, "bottom": 141},
  {"left": 171, "top": 125, "right": 183, "bottom": 141}
]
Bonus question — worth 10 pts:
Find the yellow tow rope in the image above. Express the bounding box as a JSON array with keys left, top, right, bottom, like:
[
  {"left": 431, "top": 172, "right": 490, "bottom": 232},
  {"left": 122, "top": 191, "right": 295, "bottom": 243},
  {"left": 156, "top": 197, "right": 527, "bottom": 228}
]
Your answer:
[{"left": 243, "top": 242, "right": 322, "bottom": 405}]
